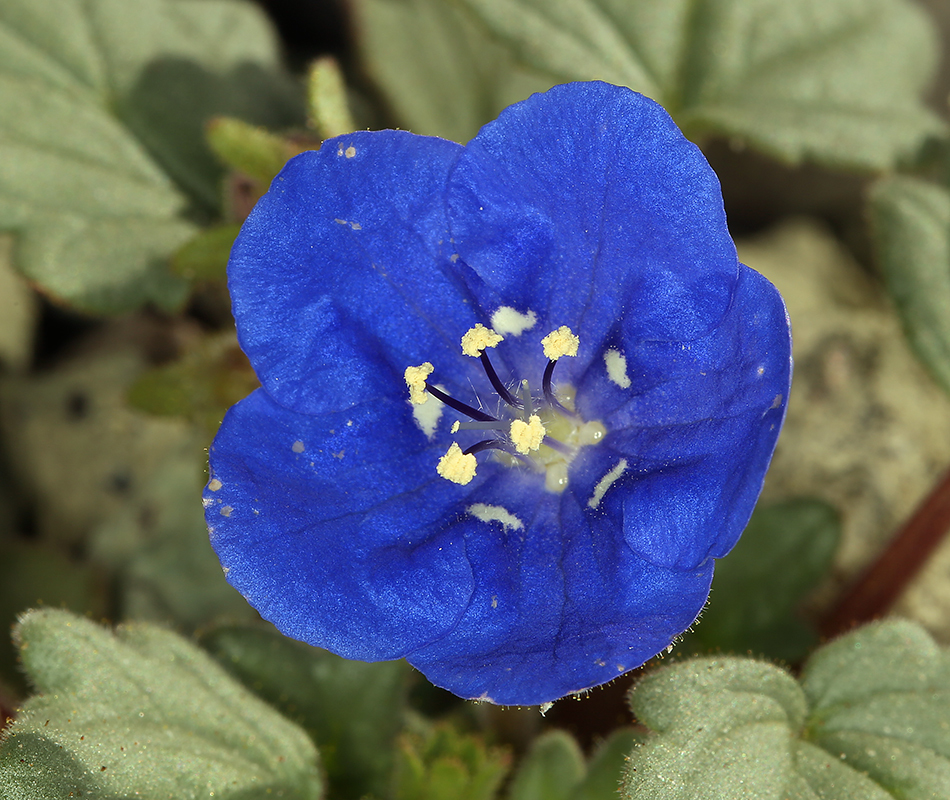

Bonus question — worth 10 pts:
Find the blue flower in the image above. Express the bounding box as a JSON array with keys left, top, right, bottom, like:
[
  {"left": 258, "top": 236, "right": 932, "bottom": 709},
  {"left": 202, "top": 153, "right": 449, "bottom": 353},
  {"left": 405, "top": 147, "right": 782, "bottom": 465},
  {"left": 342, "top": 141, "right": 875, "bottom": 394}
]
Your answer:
[{"left": 203, "top": 82, "right": 791, "bottom": 706}]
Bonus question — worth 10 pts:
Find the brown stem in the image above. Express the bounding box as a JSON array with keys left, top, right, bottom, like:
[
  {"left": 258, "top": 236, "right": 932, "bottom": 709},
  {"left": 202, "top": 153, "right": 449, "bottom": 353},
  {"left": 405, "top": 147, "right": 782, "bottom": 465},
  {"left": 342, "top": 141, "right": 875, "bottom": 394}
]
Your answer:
[{"left": 820, "top": 465, "right": 950, "bottom": 639}]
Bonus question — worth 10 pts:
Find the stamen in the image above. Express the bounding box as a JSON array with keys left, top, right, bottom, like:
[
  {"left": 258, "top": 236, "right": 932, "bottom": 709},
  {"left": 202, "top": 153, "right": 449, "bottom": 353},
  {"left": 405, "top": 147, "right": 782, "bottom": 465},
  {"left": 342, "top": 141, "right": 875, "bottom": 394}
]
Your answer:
[
  {"left": 461, "top": 324, "right": 503, "bottom": 357},
  {"left": 540, "top": 327, "right": 579, "bottom": 414},
  {"left": 463, "top": 439, "right": 510, "bottom": 456},
  {"left": 437, "top": 443, "right": 477, "bottom": 485},
  {"left": 411, "top": 322, "right": 603, "bottom": 490},
  {"left": 480, "top": 351, "right": 521, "bottom": 408},
  {"left": 542, "top": 359, "right": 559, "bottom": 406},
  {"left": 541, "top": 326, "right": 579, "bottom": 360},
  {"left": 424, "top": 382, "right": 496, "bottom": 422},
  {"left": 459, "top": 323, "right": 521, "bottom": 408},
  {"left": 404, "top": 362, "right": 434, "bottom": 405}
]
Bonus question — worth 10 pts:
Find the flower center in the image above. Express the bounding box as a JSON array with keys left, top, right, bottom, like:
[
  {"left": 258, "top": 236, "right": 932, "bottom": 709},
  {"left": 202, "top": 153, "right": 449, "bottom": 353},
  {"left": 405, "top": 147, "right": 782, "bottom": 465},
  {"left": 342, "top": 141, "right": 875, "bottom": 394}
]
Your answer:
[{"left": 405, "top": 322, "right": 605, "bottom": 491}]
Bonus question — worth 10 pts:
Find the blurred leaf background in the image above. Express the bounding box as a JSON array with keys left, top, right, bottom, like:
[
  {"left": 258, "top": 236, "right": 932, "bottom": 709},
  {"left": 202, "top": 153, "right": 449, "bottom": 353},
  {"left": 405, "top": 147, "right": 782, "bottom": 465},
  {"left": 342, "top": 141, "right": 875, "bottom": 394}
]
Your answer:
[{"left": 2, "top": 0, "right": 950, "bottom": 798}]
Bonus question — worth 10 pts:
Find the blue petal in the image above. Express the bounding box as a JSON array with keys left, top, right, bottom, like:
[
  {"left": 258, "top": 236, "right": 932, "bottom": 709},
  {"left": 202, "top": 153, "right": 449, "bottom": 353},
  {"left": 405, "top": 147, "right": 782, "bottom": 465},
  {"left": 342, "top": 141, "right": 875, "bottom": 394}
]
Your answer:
[
  {"left": 573, "top": 265, "right": 791, "bottom": 571},
  {"left": 229, "top": 131, "right": 478, "bottom": 415},
  {"left": 405, "top": 485, "right": 713, "bottom": 705},
  {"left": 204, "top": 388, "right": 475, "bottom": 660},
  {"left": 447, "top": 82, "right": 738, "bottom": 364}
]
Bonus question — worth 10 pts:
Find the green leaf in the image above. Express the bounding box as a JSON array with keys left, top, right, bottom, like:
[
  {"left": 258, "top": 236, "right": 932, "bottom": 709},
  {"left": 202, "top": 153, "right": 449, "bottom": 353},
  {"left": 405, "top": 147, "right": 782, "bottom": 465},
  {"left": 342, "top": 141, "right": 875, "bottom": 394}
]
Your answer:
[
  {"left": 308, "top": 57, "right": 356, "bottom": 140},
  {"left": 0, "top": 540, "right": 107, "bottom": 697},
  {"left": 868, "top": 175, "right": 950, "bottom": 396},
  {"left": 206, "top": 118, "right": 300, "bottom": 186},
  {"left": 625, "top": 657, "right": 804, "bottom": 799},
  {"left": 170, "top": 223, "right": 241, "bottom": 283},
  {"left": 394, "top": 725, "right": 511, "bottom": 800},
  {"left": 126, "top": 330, "right": 259, "bottom": 436},
  {"left": 0, "top": 609, "right": 321, "bottom": 800},
  {"left": 508, "top": 731, "right": 585, "bottom": 800},
  {"left": 0, "top": 0, "right": 300, "bottom": 314},
  {"left": 622, "top": 620, "right": 950, "bottom": 799},
  {"left": 801, "top": 620, "right": 950, "bottom": 798},
  {"left": 574, "top": 729, "right": 643, "bottom": 800},
  {"left": 456, "top": 0, "right": 945, "bottom": 169},
  {"left": 354, "top": 0, "right": 554, "bottom": 143},
  {"left": 201, "top": 624, "right": 409, "bottom": 800},
  {"left": 688, "top": 499, "right": 840, "bottom": 661}
]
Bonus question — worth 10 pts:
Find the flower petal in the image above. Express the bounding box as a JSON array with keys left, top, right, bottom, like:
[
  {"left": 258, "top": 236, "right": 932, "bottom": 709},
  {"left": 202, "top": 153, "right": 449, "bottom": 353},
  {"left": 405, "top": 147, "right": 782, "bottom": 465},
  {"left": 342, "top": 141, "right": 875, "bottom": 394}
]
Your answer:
[
  {"left": 229, "top": 131, "right": 479, "bottom": 415},
  {"left": 406, "top": 486, "right": 712, "bottom": 705},
  {"left": 204, "top": 388, "right": 475, "bottom": 660},
  {"left": 575, "top": 264, "right": 791, "bottom": 571},
  {"left": 447, "top": 81, "right": 738, "bottom": 363}
]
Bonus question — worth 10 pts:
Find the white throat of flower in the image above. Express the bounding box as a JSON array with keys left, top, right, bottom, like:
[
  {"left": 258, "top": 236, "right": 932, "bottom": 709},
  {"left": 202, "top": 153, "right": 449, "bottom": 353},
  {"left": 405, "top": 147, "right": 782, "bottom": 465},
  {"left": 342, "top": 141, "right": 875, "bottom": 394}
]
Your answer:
[{"left": 404, "top": 321, "right": 605, "bottom": 492}]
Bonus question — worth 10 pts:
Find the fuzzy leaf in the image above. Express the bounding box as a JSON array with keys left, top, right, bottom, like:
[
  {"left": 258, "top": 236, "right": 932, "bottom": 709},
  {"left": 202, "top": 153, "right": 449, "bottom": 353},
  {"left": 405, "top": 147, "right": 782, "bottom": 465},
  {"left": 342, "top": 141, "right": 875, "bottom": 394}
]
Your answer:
[
  {"left": 354, "top": 0, "right": 553, "bottom": 142},
  {"left": 457, "top": 0, "right": 945, "bottom": 169},
  {"left": 689, "top": 499, "right": 840, "bottom": 661},
  {"left": 508, "top": 731, "right": 586, "bottom": 800},
  {"left": 0, "top": 0, "right": 299, "bottom": 313},
  {"left": 869, "top": 175, "right": 950, "bottom": 397},
  {"left": 623, "top": 620, "right": 950, "bottom": 799},
  {"left": 0, "top": 609, "right": 321, "bottom": 799},
  {"left": 394, "top": 725, "right": 511, "bottom": 800},
  {"left": 201, "top": 624, "right": 408, "bottom": 800}
]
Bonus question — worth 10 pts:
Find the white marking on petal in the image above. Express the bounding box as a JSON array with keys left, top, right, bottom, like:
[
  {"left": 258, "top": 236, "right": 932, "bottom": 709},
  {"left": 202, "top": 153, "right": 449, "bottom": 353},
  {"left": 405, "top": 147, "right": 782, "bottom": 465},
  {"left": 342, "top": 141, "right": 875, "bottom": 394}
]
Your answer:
[
  {"left": 467, "top": 503, "right": 524, "bottom": 531},
  {"left": 292, "top": 440, "right": 305, "bottom": 453},
  {"left": 208, "top": 478, "right": 223, "bottom": 492},
  {"left": 220, "top": 506, "right": 233, "bottom": 517},
  {"left": 345, "top": 146, "right": 356, "bottom": 158},
  {"left": 588, "top": 459, "right": 628, "bottom": 509},
  {"left": 491, "top": 306, "right": 537, "bottom": 336},
  {"left": 604, "top": 349, "right": 631, "bottom": 389},
  {"left": 412, "top": 383, "right": 444, "bottom": 439}
]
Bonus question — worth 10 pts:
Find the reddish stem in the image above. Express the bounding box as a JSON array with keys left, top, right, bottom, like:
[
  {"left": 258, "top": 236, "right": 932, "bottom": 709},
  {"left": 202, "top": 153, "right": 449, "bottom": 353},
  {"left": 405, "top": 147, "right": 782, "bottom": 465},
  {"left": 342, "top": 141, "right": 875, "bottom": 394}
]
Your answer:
[{"left": 820, "top": 465, "right": 950, "bottom": 639}]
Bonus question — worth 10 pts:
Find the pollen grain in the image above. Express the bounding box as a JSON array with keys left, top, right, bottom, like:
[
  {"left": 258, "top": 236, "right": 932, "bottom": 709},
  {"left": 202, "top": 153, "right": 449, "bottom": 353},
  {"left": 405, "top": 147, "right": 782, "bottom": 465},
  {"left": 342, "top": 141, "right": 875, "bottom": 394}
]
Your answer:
[
  {"left": 461, "top": 324, "right": 503, "bottom": 357},
  {"left": 404, "top": 362, "right": 434, "bottom": 404},
  {"left": 541, "top": 326, "right": 579, "bottom": 360},
  {"left": 437, "top": 442, "right": 477, "bottom": 485},
  {"left": 510, "top": 415, "right": 545, "bottom": 454}
]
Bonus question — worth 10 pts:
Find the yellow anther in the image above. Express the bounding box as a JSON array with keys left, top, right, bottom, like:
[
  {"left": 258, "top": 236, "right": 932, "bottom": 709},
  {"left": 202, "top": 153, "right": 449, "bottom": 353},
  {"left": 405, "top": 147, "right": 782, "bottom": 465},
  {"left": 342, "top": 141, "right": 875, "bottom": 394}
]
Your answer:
[
  {"left": 541, "top": 326, "right": 579, "bottom": 360},
  {"left": 461, "top": 324, "right": 503, "bottom": 357},
  {"left": 437, "top": 442, "right": 477, "bottom": 485},
  {"left": 404, "top": 362, "right": 434, "bottom": 405},
  {"left": 509, "top": 415, "right": 545, "bottom": 455}
]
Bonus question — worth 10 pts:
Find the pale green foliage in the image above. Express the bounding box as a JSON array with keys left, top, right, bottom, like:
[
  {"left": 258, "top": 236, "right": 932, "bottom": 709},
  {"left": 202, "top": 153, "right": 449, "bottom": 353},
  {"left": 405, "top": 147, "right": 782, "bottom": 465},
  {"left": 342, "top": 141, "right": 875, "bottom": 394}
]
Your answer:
[
  {"left": 456, "top": 0, "right": 945, "bottom": 168},
  {"left": 869, "top": 175, "right": 950, "bottom": 397},
  {"left": 0, "top": 609, "right": 322, "bottom": 800},
  {"left": 0, "top": 0, "right": 296, "bottom": 313},
  {"left": 623, "top": 620, "right": 950, "bottom": 799},
  {"left": 354, "top": 0, "right": 554, "bottom": 142}
]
